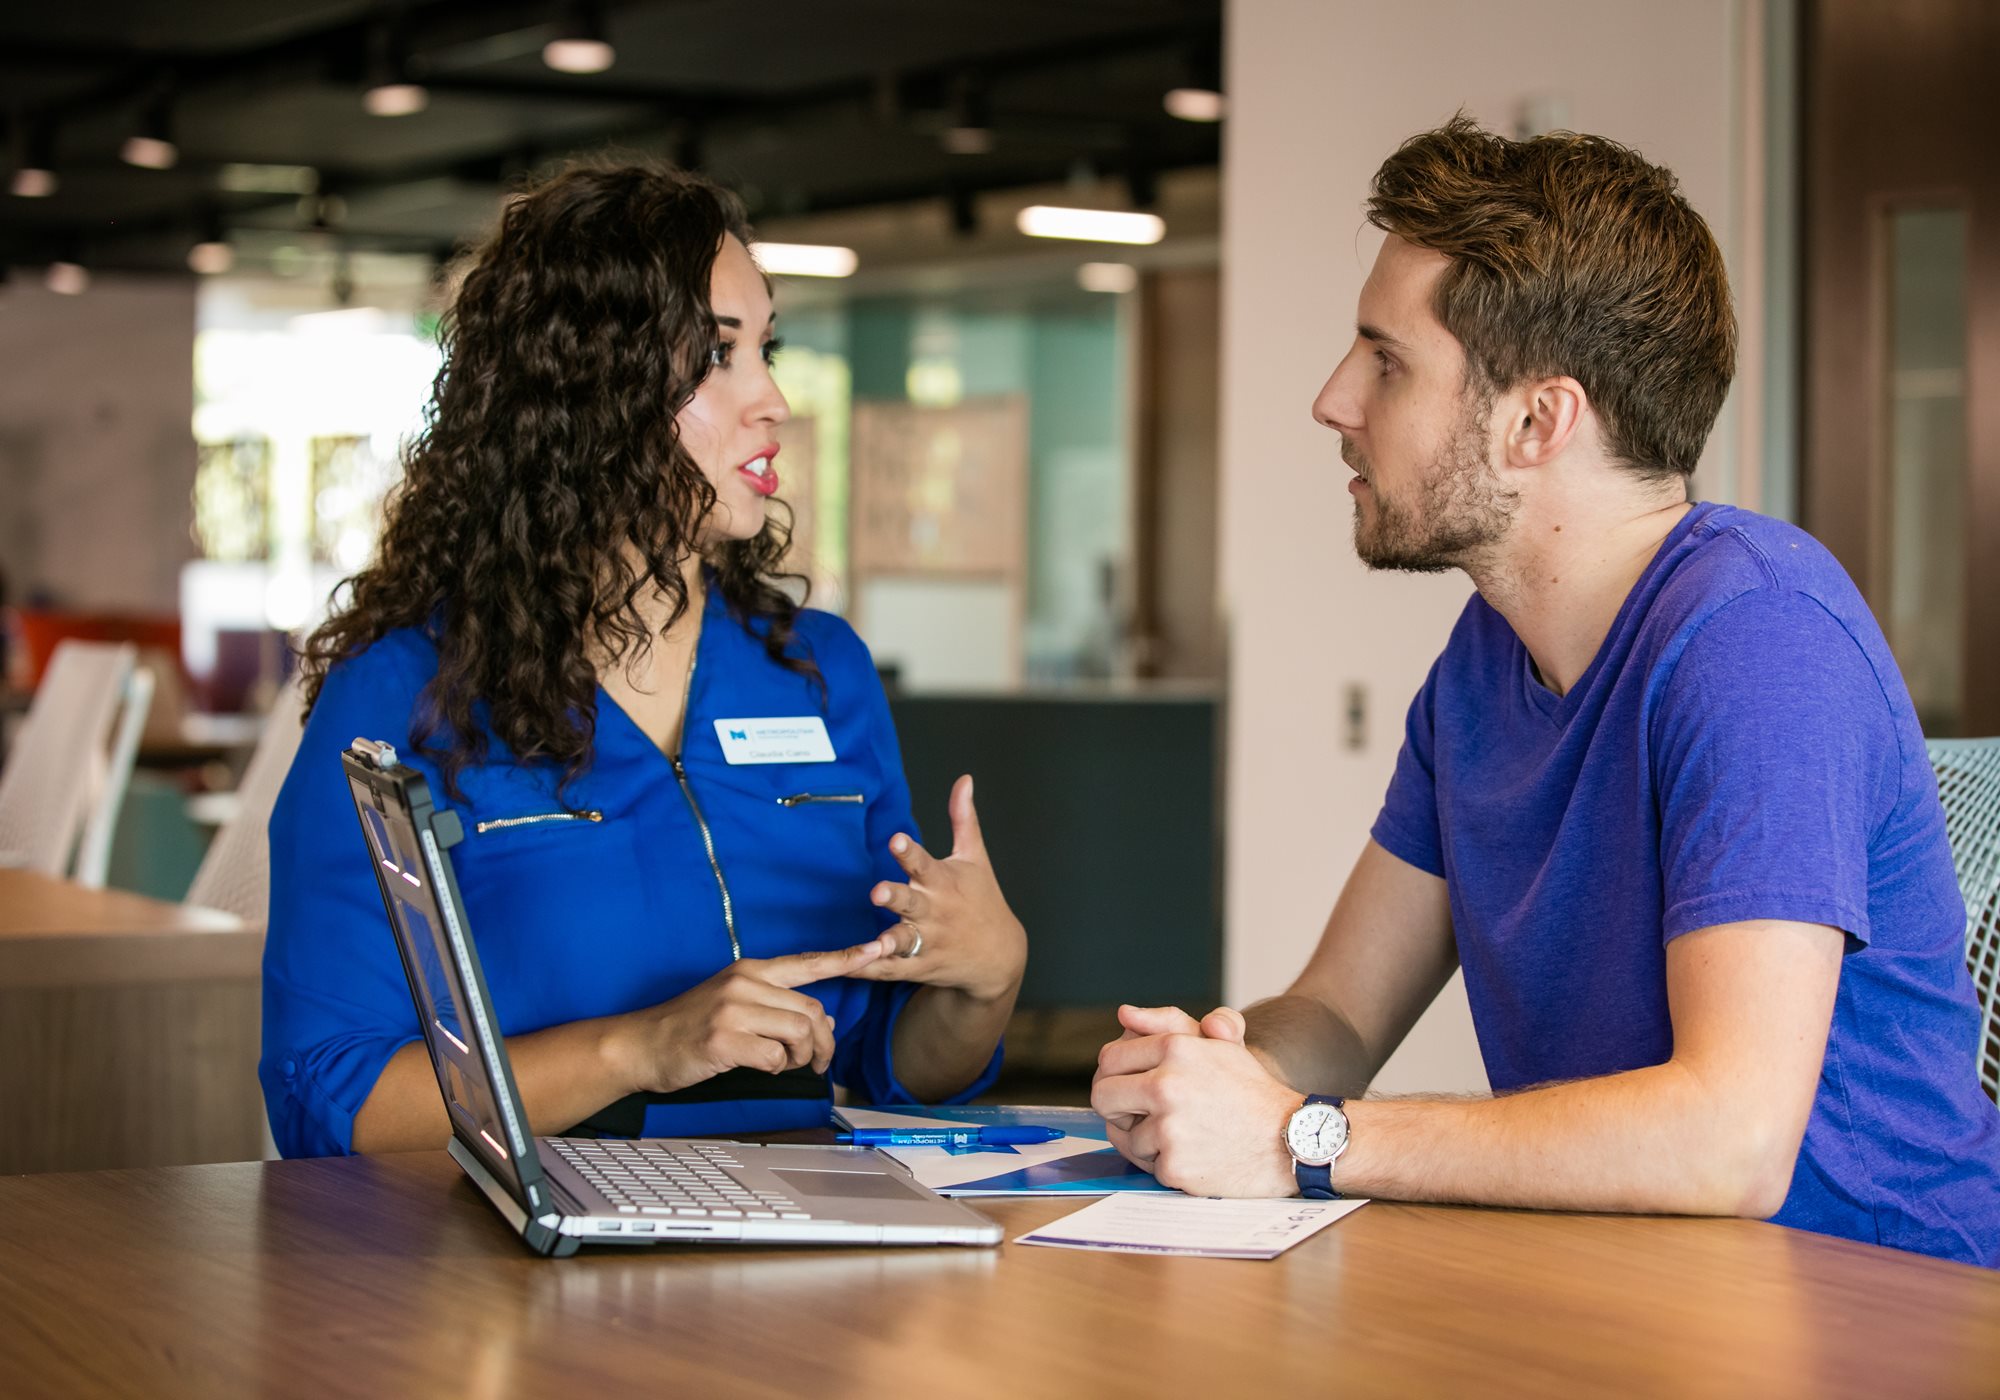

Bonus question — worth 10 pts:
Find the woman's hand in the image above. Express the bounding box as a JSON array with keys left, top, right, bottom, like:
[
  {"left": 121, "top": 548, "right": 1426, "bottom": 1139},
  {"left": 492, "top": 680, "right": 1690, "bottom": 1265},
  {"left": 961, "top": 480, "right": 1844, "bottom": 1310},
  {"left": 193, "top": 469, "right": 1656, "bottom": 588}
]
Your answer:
[
  {"left": 605, "top": 940, "right": 892, "bottom": 1094},
  {"left": 853, "top": 775, "right": 1027, "bottom": 1004}
]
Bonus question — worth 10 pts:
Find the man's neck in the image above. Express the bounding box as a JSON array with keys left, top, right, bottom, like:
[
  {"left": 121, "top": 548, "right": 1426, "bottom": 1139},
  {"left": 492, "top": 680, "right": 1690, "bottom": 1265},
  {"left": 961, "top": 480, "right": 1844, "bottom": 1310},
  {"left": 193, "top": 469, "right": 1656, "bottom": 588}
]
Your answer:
[{"left": 1468, "top": 481, "right": 1692, "bottom": 698}]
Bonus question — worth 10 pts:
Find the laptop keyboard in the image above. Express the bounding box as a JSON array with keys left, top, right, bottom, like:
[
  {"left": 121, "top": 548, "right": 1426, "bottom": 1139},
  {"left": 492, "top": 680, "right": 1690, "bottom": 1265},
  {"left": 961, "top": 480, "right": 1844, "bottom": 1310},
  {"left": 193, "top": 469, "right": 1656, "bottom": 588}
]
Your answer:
[{"left": 548, "top": 1139, "right": 813, "bottom": 1221}]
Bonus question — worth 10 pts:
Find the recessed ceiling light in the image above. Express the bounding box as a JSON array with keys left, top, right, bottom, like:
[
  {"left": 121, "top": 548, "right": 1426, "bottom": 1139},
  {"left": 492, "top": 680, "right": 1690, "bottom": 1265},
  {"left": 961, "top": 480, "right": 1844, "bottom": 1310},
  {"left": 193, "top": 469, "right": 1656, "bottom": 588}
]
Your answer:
[{"left": 10, "top": 167, "right": 56, "bottom": 198}]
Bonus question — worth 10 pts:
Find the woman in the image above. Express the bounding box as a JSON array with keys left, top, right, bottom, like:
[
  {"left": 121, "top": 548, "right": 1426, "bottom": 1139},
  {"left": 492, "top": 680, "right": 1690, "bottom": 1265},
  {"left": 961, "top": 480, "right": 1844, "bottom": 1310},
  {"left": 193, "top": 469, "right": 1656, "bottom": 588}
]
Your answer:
[{"left": 261, "top": 161, "right": 1026, "bottom": 1157}]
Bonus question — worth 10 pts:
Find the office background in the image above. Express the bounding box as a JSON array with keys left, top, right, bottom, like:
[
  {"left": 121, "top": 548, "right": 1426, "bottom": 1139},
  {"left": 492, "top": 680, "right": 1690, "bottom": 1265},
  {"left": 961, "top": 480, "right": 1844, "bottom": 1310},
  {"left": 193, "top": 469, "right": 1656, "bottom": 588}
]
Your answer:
[{"left": 1, "top": 0, "right": 1993, "bottom": 1122}]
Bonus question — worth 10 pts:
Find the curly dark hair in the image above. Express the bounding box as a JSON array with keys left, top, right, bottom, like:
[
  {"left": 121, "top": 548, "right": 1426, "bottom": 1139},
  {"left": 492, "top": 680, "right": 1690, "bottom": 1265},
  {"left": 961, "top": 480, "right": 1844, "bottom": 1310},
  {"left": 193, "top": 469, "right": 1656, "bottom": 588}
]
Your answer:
[{"left": 299, "top": 158, "right": 814, "bottom": 798}]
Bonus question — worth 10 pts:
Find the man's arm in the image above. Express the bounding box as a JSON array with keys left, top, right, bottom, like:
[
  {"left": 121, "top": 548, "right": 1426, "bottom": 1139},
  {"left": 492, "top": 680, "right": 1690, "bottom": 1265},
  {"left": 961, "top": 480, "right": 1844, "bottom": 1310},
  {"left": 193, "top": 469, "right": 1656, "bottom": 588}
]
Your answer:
[
  {"left": 1241, "top": 839, "right": 1459, "bottom": 1096},
  {"left": 1093, "top": 917, "right": 1844, "bottom": 1215}
]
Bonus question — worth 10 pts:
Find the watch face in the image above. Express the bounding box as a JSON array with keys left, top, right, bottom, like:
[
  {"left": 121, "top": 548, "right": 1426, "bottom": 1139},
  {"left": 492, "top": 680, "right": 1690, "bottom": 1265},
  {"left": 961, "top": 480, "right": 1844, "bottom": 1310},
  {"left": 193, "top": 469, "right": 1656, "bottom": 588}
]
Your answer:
[{"left": 1286, "top": 1103, "right": 1348, "bottom": 1166}]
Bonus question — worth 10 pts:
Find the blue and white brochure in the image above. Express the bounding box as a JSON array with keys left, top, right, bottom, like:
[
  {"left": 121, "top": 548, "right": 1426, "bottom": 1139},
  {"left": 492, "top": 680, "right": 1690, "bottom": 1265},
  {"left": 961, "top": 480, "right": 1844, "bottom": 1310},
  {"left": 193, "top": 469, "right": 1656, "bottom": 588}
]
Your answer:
[{"left": 832, "top": 1104, "right": 1176, "bottom": 1196}]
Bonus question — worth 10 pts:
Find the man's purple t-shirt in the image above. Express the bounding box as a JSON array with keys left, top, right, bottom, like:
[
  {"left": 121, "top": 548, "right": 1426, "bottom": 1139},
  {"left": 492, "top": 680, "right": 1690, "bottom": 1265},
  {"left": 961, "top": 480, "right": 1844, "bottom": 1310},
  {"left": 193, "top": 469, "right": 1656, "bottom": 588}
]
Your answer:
[{"left": 1371, "top": 502, "right": 2000, "bottom": 1265}]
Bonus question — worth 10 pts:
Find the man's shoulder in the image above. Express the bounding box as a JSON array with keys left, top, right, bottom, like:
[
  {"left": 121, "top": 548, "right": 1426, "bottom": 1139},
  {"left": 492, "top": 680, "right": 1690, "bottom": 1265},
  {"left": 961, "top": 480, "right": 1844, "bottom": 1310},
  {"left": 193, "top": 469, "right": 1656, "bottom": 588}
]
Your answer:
[{"left": 1646, "top": 505, "right": 1870, "bottom": 643}]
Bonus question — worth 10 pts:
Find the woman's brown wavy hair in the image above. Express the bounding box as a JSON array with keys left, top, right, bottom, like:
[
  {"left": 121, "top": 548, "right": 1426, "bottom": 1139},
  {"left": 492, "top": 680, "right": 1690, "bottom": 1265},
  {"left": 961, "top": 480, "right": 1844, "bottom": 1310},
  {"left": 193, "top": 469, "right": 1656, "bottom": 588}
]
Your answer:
[{"left": 299, "top": 158, "right": 813, "bottom": 798}]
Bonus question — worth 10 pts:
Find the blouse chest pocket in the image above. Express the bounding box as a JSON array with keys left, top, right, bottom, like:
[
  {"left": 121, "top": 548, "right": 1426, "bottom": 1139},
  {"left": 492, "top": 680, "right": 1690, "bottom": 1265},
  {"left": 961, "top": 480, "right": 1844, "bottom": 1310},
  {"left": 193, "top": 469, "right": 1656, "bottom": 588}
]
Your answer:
[
  {"left": 451, "top": 808, "right": 643, "bottom": 1008},
  {"left": 685, "top": 762, "right": 882, "bottom": 955}
]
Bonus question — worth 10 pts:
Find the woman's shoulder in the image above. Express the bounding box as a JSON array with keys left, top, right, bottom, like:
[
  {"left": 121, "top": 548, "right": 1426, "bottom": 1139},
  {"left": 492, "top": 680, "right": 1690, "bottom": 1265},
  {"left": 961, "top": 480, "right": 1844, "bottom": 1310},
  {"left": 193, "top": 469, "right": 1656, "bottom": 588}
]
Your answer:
[
  {"left": 311, "top": 626, "right": 441, "bottom": 717},
  {"left": 787, "top": 607, "right": 878, "bottom": 680}
]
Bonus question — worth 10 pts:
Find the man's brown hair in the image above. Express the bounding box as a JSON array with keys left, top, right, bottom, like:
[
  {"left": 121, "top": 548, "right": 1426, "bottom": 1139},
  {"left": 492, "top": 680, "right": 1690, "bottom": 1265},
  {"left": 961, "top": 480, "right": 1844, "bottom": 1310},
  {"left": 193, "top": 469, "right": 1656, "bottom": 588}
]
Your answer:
[{"left": 1365, "top": 115, "right": 1736, "bottom": 481}]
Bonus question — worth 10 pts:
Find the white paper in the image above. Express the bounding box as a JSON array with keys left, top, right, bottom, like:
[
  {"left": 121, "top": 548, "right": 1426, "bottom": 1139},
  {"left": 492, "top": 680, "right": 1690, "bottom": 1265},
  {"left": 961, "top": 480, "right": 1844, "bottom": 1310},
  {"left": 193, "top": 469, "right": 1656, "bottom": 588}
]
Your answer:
[{"left": 1014, "top": 1193, "right": 1367, "bottom": 1259}]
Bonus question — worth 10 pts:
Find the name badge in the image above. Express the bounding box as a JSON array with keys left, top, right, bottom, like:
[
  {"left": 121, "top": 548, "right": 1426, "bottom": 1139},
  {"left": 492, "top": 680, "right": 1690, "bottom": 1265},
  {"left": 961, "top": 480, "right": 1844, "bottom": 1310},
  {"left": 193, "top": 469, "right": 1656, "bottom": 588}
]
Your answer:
[{"left": 713, "top": 716, "right": 837, "bottom": 765}]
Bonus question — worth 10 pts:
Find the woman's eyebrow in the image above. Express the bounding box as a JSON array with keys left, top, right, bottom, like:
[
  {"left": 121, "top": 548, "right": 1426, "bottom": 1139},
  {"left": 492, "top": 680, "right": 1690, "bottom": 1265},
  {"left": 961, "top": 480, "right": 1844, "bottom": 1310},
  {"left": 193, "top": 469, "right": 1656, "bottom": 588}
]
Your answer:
[{"left": 711, "top": 312, "right": 779, "bottom": 330}]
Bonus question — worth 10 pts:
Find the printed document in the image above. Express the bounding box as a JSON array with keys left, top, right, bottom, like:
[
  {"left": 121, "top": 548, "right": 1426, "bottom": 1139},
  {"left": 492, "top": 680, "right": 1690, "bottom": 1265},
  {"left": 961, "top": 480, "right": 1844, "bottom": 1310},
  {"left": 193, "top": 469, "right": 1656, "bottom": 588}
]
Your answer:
[{"left": 1015, "top": 1193, "right": 1367, "bottom": 1259}]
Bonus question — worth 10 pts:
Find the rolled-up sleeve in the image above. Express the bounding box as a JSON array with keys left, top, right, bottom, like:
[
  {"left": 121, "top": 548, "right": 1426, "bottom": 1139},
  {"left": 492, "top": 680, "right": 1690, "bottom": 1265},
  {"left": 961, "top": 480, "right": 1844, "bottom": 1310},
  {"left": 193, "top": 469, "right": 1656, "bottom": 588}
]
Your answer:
[{"left": 259, "top": 644, "right": 431, "bottom": 1157}]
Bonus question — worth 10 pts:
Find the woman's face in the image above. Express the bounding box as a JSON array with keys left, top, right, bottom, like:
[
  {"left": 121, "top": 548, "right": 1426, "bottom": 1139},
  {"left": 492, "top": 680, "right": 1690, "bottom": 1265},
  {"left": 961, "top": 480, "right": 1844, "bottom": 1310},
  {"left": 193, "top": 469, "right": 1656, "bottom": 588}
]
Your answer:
[{"left": 677, "top": 233, "right": 790, "bottom": 548}]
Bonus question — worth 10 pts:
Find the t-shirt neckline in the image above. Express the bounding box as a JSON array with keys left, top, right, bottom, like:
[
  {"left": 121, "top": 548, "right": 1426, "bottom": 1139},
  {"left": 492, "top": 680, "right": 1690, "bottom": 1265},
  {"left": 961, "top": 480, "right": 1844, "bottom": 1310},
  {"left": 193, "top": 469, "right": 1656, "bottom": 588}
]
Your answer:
[{"left": 1519, "top": 501, "right": 1720, "bottom": 724}]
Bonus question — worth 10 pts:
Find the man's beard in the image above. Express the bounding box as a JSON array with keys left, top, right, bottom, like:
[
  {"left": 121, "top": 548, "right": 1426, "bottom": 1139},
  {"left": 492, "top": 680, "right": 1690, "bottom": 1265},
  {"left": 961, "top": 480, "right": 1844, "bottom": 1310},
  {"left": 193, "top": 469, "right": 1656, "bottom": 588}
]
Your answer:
[{"left": 1348, "top": 389, "right": 1518, "bottom": 574}]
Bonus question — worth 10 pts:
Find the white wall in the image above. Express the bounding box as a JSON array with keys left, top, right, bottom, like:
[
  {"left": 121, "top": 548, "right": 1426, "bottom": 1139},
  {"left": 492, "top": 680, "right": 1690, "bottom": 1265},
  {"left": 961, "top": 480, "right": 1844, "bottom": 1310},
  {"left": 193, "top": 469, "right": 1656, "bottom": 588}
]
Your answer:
[
  {"left": 1219, "top": 0, "right": 1752, "bottom": 1093},
  {"left": 0, "top": 274, "right": 198, "bottom": 613}
]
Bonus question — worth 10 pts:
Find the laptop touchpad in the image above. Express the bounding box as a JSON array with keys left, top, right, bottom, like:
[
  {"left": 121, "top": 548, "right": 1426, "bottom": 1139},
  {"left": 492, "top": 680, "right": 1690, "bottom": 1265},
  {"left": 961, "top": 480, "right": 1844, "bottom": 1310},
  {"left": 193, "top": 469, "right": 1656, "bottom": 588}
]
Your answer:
[{"left": 771, "top": 1168, "right": 926, "bottom": 1201}]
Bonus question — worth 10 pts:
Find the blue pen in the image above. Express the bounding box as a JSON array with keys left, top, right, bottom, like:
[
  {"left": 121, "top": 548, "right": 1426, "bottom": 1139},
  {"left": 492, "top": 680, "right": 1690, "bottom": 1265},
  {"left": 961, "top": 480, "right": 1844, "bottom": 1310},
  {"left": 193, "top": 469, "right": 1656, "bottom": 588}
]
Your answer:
[{"left": 837, "top": 1126, "right": 1063, "bottom": 1147}]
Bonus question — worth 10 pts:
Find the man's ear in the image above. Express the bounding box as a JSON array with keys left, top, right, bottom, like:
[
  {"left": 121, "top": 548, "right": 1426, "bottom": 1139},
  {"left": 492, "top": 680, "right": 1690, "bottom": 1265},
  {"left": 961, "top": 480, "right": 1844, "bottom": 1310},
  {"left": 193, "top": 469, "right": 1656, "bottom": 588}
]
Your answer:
[{"left": 1502, "top": 376, "right": 1588, "bottom": 468}]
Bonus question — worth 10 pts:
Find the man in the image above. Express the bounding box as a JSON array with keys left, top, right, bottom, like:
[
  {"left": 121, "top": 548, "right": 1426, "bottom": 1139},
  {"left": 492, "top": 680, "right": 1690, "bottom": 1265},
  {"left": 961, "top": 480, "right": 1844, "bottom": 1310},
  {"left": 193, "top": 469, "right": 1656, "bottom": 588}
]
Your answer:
[{"left": 1093, "top": 117, "right": 2000, "bottom": 1265}]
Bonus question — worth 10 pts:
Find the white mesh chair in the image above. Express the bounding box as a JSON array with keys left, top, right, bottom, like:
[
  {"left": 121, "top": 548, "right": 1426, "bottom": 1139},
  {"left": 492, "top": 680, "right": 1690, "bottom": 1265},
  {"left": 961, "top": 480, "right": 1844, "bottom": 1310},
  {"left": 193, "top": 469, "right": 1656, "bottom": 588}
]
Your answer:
[
  {"left": 1926, "top": 738, "right": 2000, "bottom": 1104},
  {"left": 185, "top": 676, "right": 306, "bottom": 924},
  {"left": 0, "top": 640, "right": 155, "bottom": 888}
]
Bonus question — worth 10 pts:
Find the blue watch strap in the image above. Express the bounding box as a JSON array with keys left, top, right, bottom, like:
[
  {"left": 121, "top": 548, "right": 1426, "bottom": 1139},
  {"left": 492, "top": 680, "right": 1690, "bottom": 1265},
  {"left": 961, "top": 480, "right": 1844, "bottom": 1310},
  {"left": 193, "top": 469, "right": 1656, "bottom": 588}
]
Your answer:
[{"left": 1294, "top": 1095, "right": 1344, "bottom": 1200}]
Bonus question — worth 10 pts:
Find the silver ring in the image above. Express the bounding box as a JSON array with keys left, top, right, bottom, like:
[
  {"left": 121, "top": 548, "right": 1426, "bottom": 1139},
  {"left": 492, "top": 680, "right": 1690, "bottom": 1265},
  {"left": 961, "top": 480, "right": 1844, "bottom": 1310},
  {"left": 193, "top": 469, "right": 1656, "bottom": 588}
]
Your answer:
[{"left": 900, "top": 929, "right": 923, "bottom": 959}]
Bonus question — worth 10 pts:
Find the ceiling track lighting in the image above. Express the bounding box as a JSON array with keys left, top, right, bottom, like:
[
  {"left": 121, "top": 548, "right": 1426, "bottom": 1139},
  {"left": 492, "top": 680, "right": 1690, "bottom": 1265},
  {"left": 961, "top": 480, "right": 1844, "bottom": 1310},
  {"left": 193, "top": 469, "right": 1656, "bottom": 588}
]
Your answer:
[
  {"left": 545, "top": 2, "right": 616, "bottom": 75},
  {"left": 364, "top": 21, "right": 429, "bottom": 117},
  {"left": 120, "top": 92, "right": 179, "bottom": 169}
]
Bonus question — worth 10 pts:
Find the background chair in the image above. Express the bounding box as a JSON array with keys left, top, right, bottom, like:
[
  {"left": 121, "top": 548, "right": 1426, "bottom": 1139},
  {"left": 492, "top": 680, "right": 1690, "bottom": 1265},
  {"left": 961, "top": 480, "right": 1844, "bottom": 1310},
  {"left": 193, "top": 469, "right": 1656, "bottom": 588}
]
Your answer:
[
  {"left": 0, "top": 640, "right": 154, "bottom": 888},
  {"left": 185, "top": 676, "right": 305, "bottom": 924},
  {"left": 1926, "top": 738, "right": 2000, "bottom": 1103}
]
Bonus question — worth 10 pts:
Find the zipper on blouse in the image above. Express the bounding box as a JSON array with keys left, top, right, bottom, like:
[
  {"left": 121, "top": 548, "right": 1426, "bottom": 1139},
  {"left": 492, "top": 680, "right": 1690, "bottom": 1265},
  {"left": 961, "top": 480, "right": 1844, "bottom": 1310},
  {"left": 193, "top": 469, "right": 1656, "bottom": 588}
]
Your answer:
[
  {"left": 670, "top": 653, "right": 743, "bottom": 962},
  {"left": 473, "top": 810, "right": 603, "bottom": 834},
  {"left": 775, "top": 792, "right": 864, "bottom": 807}
]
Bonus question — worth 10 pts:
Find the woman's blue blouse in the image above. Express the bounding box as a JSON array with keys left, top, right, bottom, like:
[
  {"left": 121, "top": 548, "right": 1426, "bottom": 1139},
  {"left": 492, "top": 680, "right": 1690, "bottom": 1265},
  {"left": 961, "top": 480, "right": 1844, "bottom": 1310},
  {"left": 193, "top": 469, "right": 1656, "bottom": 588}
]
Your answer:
[{"left": 260, "top": 594, "right": 999, "bottom": 1157}]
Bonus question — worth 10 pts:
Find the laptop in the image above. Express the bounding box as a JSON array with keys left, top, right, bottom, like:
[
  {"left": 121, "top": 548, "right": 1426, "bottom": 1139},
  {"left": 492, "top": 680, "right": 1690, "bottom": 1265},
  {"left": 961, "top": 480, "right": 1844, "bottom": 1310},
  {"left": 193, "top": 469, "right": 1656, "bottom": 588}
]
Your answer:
[{"left": 340, "top": 736, "right": 1004, "bottom": 1257}]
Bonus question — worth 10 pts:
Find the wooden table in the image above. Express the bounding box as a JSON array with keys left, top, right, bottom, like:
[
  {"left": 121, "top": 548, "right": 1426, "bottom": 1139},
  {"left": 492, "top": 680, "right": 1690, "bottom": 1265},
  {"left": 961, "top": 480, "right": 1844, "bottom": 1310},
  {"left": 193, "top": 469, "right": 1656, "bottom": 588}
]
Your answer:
[
  {"left": 0, "top": 868, "right": 264, "bottom": 1173},
  {"left": 1, "top": 1151, "right": 1994, "bottom": 1399}
]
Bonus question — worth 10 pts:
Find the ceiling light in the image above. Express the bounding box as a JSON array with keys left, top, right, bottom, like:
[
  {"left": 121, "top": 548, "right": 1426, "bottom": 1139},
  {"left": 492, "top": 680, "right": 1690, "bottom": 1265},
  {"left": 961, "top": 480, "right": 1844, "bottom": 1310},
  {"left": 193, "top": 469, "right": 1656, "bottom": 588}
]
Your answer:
[
  {"left": 188, "top": 241, "right": 234, "bottom": 275},
  {"left": 219, "top": 163, "right": 318, "bottom": 195},
  {"left": 942, "top": 74, "right": 991, "bottom": 155},
  {"left": 545, "top": 2, "right": 615, "bottom": 74},
  {"left": 364, "top": 20, "right": 428, "bottom": 116},
  {"left": 188, "top": 213, "right": 233, "bottom": 275},
  {"left": 120, "top": 96, "right": 178, "bottom": 169},
  {"left": 10, "top": 122, "right": 57, "bottom": 197},
  {"left": 1077, "top": 262, "right": 1138, "bottom": 294},
  {"left": 749, "top": 242, "right": 858, "bottom": 278},
  {"left": 1016, "top": 206, "right": 1165, "bottom": 245},
  {"left": 942, "top": 127, "right": 993, "bottom": 156},
  {"left": 363, "top": 82, "right": 428, "bottom": 117},
  {"left": 1163, "top": 88, "right": 1226, "bottom": 122},
  {"left": 1166, "top": 39, "right": 1226, "bottom": 124},
  {"left": 47, "top": 261, "right": 89, "bottom": 295}
]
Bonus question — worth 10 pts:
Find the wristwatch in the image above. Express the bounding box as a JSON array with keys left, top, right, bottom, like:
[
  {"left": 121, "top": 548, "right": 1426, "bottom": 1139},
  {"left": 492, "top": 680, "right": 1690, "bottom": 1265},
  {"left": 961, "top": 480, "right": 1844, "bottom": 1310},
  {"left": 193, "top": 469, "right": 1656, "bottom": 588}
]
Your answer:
[{"left": 1283, "top": 1094, "right": 1350, "bottom": 1199}]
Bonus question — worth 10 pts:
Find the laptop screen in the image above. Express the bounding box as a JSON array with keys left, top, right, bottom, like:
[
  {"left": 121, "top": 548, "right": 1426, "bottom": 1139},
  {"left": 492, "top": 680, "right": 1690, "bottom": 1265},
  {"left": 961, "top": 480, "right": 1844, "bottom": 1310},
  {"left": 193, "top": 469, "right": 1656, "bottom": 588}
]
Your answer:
[{"left": 342, "top": 746, "right": 552, "bottom": 1216}]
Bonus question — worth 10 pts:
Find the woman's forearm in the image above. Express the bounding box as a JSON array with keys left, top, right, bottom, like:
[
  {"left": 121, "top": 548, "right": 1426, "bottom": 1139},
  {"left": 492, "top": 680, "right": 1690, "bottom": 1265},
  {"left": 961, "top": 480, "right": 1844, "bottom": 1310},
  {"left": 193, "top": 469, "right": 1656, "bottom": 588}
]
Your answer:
[
  {"left": 889, "top": 981, "right": 1020, "bottom": 1103},
  {"left": 350, "top": 1015, "right": 636, "bottom": 1154}
]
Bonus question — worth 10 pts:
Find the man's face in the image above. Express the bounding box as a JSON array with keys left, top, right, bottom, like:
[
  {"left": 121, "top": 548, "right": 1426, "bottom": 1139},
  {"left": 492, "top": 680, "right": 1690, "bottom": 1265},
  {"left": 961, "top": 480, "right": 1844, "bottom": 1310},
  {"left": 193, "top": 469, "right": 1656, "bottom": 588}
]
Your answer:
[{"left": 1312, "top": 236, "right": 1517, "bottom": 573}]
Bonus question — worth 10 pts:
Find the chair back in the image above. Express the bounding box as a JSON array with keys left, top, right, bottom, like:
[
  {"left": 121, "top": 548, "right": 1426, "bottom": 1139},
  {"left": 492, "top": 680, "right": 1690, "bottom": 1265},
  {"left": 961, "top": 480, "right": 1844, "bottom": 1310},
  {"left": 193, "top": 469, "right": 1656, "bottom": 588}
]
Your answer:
[
  {"left": 185, "top": 677, "right": 306, "bottom": 924},
  {"left": 1926, "top": 738, "right": 2000, "bottom": 1103},
  {"left": 0, "top": 640, "right": 153, "bottom": 887}
]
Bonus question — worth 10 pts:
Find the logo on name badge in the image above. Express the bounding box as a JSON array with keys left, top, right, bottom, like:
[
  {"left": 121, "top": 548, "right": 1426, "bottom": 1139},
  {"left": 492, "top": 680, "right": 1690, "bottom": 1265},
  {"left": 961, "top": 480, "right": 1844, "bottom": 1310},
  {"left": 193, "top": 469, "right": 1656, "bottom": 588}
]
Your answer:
[{"left": 713, "top": 716, "right": 837, "bottom": 765}]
